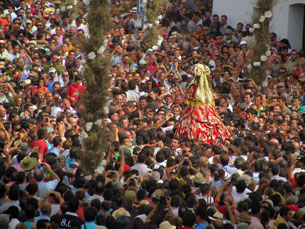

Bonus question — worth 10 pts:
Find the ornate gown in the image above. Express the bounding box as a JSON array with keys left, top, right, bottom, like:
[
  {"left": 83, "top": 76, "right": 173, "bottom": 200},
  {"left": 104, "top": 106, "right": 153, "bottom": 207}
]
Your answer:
[{"left": 176, "top": 83, "right": 232, "bottom": 144}]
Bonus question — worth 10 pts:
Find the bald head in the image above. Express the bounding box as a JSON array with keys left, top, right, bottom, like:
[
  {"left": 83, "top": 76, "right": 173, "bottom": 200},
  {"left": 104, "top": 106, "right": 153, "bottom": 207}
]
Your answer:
[{"left": 40, "top": 202, "right": 52, "bottom": 216}]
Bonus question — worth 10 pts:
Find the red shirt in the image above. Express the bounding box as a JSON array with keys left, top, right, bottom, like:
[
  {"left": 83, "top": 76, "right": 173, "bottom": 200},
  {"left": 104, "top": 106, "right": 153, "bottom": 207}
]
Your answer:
[
  {"left": 67, "top": 84, "right": 85, "bottom": 106},
  {"left": 30, "top": 140, "right": 48, "bottom": 158}
]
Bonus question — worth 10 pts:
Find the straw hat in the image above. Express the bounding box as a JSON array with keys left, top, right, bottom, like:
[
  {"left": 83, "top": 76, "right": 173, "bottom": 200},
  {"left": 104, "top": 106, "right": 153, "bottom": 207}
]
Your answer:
[
  {"left": 20, "top": 156, "right": 37, "bottom": 171},
  {"left": 159, "top": 221, "right": 176, "bottom": 229},
  {"left": 112, "top": 207, "right": 131, "bottom": 219},
  {"left": 192, "top": 173, "right": 206, "bottom": 184},
  {"left": 169, "top": 31, "right": 178, "bottom": 39},
  {"left": 208, "top": 211, "right": 223, "bottom": 221},
  {"left": 21, "top": 79, "right": 31, "bottom": 87},
  {"left": 238, "top": 211, "right": 251, "bottom": 223},
  {"left": 44, "top": 7, "right": 55, "bottom": 17},
  {"left": 130, "top": 7, "right": 137, "bottom": 13}
]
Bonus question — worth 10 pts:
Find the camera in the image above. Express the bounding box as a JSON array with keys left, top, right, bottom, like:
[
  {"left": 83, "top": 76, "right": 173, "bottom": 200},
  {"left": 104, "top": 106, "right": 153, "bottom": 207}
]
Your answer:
[
  {"left": 183, "top": 159, "right": 189, "bottom": 166},
  {"left": 297, "top": 154, "right": 305, "bottom": 163},
  {"left": 112, "top": 141, "right": 120, "bottom": 152}
]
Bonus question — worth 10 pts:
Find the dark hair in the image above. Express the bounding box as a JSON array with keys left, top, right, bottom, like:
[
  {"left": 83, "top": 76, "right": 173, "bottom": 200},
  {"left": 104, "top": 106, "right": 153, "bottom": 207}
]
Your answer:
[
  {"left": 156, "top": 151, "right": 165, "bottom": 163},
  {"left": 251, "top": 202, "right": 261, "bottom": 215},
  {"left": 279, "top": 206, "right": 291, "bottom": 217},
  {"left": 128, "top": 80, "right": 137, "bottom": 90},
  {"left": 271, "top": 164, "right": 280, "bottom": 175},
  {"left": 138, "top": 153, "right": 146, "bottom": 163},
  {"left": 9, "top": 184, "right": 19, "bottom": 201},
  {"left": 182, "top": 210, "right": 196, "bottom": 227},
  {"left": 37, "top": 128, "right": 46, "bottom": 139},
  {"left": 25, "top": 204, "right": 36, "bottom": 219},
  {"left": 52, "top": 136, "right": 62, "bottom": 147},
  {"left": 68, "top": 197, "right": 80, "bottom": 212},
  {"left": 36, "top": 219, "right": 50, "bottom": 229},
  {"left": 236, "top": 180, "right": 247, "bottom": 193},
  {"left": 84, "top": 206, "right": 98, "bottom": 222}
]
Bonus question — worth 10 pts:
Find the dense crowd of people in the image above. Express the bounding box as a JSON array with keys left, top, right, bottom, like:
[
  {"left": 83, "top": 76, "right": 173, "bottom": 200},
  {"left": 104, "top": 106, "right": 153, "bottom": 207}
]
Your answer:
[{"left": 0, "top": 0, "right": 304, "bottom": 228}]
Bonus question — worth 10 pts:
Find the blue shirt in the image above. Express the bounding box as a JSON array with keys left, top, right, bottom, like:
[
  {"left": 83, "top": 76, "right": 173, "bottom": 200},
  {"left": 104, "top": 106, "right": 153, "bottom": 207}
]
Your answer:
[
  {"left": 34, "top": 215, "right": 50, "bottom": 222},
  {"left": 46, "top": 147, "right": 60, "bottom": 156},
  {"left": 24, "top": 221, "right": 33, "bottom": 229},
  {"left": 37, "top": 180, "right": 59, "bottom": 198},
  {"left": 81, "top": 221, "right": 98, "bottom": 229},
  {"left": 196, "top": 222, "right": 208, "bottom": 229}
]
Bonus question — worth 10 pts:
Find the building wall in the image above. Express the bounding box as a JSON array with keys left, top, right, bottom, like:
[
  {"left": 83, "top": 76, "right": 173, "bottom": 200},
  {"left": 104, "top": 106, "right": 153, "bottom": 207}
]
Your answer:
[
  {"left": 287, "top": 4, "right": 304, "bottom": 50},
  {"left": 212, "top": 0, "right": 255, "bottom": 28},
  {"left": 213, "top": 0, "right": 305, "bottom": 50}
]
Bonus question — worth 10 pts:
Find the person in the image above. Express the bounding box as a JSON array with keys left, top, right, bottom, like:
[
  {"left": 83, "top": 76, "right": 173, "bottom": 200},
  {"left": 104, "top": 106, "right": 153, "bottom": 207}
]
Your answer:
[
  {"left": 176, "top": 64, "right": 231, "bottom": 144},
  {"left": 58, "top": 197, "right": 84, "bottom": 228},
  {"left": 67, "top": 76, "right": 85, "bottom": 107}
]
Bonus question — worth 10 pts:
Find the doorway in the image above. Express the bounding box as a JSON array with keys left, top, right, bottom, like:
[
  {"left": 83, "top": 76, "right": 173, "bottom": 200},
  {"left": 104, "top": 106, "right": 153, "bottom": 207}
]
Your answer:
[{"left": 288, "top": 4, "right": 305, "bottom": 51}]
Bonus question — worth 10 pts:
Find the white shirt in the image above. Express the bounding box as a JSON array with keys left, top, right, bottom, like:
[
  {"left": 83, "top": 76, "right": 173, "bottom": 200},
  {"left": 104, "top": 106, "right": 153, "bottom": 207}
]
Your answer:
[
  {"left": 37, "top": 180, "right": 59, "bottom": 198},
  {"left": 126, "top": 90, "right": 140, "bottom": 103},
  {"left": 130, "top": 163, "right": 151, "bottom": 178},
  {"left": 232, "top": 186, "right": 251, "bottom": 204},
  {"left": 9, "top": 218, "right": 20, "bottom": 229},
  {"left": 86, "top": 194, "right": 104, "bottom": 204}
]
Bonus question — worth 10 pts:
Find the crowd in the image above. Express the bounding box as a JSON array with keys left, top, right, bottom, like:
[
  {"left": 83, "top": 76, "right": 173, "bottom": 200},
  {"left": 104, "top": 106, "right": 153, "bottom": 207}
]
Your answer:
[{"left": 0, "top": 0, "right": 304, "bottom": 228}]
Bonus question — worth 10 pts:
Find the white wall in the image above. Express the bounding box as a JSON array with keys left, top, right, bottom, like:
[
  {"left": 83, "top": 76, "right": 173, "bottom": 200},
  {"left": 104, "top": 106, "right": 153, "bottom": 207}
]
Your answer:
[
  {"left": 213, "top": 0, "right": 305, "bottom": 50},
  {"left": 287, "top": 4, "right": 304, "bottom": 50},
  {"left": 213, "top": 0, "right": 256, "bottom": 28}
]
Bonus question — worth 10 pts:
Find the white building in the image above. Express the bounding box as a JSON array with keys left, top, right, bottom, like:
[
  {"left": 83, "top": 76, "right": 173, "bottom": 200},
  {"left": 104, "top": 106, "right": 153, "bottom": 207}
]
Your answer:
[{"left": 213, "top": 0, "right": 305, "bottom": 50}]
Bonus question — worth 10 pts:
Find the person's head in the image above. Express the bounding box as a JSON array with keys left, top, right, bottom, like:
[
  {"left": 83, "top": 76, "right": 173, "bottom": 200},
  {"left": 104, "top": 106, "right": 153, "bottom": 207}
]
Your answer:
[
  {"left": 251, "top": 202, "right": 261, "bottom": 216},
  {"left": 138, "top": 153, "right": 146, "bottom": 163},
  {"left": 171, "top": 138, "right": 180, "bottom": 150},
  {"left": 68, "top": 197, "right": 80, "bottom": 212},
  {"left": 34, "top": 170, "right": 45, "bottom": 182},
  {"left": 9, "top": 184, "right": 19, "bottom": 201},
  {"left": 84, "top": 206, "right": 98, "bottom": 222},
  {"left": 221, "top": 15, "right": 228, "bottom": 25},
  {"left": 271, "top": 163, "right": 280, "bottom": 175},
  {"left": 36, "top": 219, "right": 51, "bottom": 229},
  {"left": 236, "top": 180, "right": 247, "bottom": 193},
  {"left": 40, "top": 202, "right": 52, "bottom": 216},
  {"left": 220, "top": 153, "right": 229, "bottom": 166},
  {"left": 25, "top": 204, "right": 36, "bottom": 219},
  {"left": 37, "top": 128, "right": 47, "bottom": 140},
  {"left": 279, "top": 206, "right": 293, "bottom": 222},
  {"left": 182, "top": 210, "right": 196, "bottom": 227},
  {"left": 244, "top": 93, "right": 252, "bottom": 104},
  {"left": 74, "top": 76, "right": 82, "bottom": 86}
]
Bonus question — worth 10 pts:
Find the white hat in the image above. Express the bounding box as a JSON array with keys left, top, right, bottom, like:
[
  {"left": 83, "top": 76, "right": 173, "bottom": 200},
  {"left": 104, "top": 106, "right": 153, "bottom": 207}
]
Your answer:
[
  {"left": 48, "top": 67, "right": 56, "bottom": 73},
  {"left": 139, "top": 60, "right": 146, "bottom": 65},
  {"left": 22, "top": 79, "right": 31, "bottom": 87},
  {"left": 112, "top": 207, "right": 131, "bottom": 219},
  {"left": 192, "top": 173, "right": 206, "bottom": 184},
  {"left": 159, "top": 221, "right": 176, "bottom": 229},
  {"left": 239, "top": 40, "right": 247, "bottom": 46},
  {"left": 130, "top": 7, "right": 137, "bottom": 13},
  {"left": 208, "top": 211, "right": 223, "bottom": 221}
]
